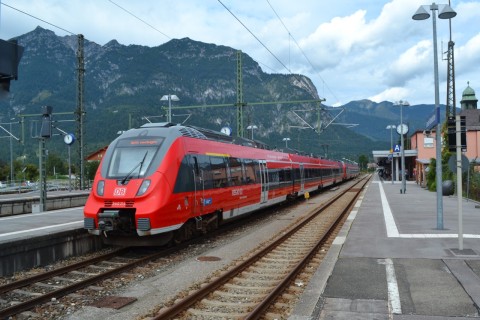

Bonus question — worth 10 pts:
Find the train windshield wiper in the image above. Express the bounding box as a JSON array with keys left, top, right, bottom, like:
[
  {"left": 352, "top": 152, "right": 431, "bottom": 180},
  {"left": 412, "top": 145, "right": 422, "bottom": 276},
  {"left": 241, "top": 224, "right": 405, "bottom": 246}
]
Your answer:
[{"left": 121, "top": 151, "right": 148, "bottom": 185}]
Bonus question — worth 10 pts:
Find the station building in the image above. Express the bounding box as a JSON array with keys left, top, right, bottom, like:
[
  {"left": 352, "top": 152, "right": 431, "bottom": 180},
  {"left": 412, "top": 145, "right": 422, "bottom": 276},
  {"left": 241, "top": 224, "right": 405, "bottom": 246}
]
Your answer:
[{"left": 373, "top": 82, "right": 479, "bottom": 187}]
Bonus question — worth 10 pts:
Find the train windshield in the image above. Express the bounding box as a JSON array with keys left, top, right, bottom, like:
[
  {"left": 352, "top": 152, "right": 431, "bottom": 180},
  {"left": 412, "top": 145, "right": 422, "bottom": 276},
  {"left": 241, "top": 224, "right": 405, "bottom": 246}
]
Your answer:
[{"left": 107, "top": 138, "right": 164, "bottom": 179}]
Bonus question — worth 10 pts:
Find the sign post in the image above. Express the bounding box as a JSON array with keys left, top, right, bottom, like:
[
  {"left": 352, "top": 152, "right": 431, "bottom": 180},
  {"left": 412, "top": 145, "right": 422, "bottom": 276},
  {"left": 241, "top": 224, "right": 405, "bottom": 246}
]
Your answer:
[{"left": 456, "top": 115, "right": 463, "bottom": 250}]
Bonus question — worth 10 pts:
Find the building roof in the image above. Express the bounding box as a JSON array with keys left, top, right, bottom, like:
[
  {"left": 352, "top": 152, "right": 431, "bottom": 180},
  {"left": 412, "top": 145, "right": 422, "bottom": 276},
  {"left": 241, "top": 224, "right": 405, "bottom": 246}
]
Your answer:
[
  {"left": 461, "top": 82, "right": 478, "bottom": 103},
  {"left": 416, "top": 158, "right": 431, "bottom": 165},
  {"left": 86, "top": 145, "right": 108, "bottom": 161},
  {"left": 372, "top": 150, "right": 418, "bottom": 158}
]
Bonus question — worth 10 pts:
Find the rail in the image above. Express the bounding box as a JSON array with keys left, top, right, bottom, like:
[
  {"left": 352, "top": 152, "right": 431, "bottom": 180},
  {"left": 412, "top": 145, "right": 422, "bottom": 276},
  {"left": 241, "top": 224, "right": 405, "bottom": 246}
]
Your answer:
[{"left": 151, "top": 175, "right": 370, "bottom": 319}]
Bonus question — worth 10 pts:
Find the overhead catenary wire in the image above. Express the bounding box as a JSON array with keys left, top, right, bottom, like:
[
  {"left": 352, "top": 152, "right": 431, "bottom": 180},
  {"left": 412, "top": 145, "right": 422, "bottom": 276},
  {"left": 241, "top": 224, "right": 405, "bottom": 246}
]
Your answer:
[
  {"left": 217, "top": 0, "right": 317, "bottom": 99},
  {"left": 217, "top": 0, "right": 291, "bottom": 74},
  {"left": 107, "top": 0, "right": 171, "bottom": 41},
  {"left": 2, "top": 2, "right": 75, "bottom": 35},
  {"left": 265, "top": 0, "right": 341, "bottom": 105}
]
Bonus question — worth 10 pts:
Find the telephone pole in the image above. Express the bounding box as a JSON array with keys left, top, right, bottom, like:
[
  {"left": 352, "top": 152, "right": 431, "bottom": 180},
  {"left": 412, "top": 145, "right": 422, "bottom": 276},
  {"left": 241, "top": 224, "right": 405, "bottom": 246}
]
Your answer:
[
  {"left": 76, "top": 34, "right": 85, "bottom": 189},
  {"left": 236, "top": 50, "right": 246, "bottom": 138},
  {"left": 445, "top": 16, "right": 456, "bottom": 118}
]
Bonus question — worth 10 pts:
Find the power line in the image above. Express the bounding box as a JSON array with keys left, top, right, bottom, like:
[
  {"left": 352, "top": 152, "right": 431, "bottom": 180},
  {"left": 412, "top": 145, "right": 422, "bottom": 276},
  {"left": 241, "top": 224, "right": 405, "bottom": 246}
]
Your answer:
[
  {"left": 265, "top": 0, "right": 341, "bottom": 104},
  {"left": 217, "top": 0, "right": 291, "bottom": 74},
  {"left": 2, "top": 2, "right": 75, "bottom": 35},
  {"left": 217, "top": 0, "right": 318, "bottom": 98},
  {"left": 108, "top": 0, "right": 171, "bottom": 41}
]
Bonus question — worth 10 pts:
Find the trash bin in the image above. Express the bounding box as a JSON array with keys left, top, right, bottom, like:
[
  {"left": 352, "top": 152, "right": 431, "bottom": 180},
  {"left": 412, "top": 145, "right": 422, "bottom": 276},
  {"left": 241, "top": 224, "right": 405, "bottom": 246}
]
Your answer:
[{"left": 442, "top": 180, "right": 454, "bottom": 196}]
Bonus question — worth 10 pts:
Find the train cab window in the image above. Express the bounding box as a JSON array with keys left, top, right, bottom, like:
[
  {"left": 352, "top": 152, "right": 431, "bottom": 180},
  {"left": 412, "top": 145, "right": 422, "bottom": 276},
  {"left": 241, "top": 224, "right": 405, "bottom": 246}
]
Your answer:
[
  {"left": 228, "top": 157, "right": 243, "bottom": 186},
  {"left": 106, "top": 138, "right": 163, "bottom": 179},
  {"left": 173, "top": 155, "right": 195, "bottom": 193}
]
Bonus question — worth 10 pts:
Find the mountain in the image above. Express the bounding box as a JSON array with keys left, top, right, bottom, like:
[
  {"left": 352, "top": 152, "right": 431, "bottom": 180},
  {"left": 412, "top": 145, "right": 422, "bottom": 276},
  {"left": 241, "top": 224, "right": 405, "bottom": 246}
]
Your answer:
[
  {"left": 342, "top": 100, "right": 450, "bottom": 142},
  {"left": 1, "top": 27, "right": 416, "bottom": 166}
]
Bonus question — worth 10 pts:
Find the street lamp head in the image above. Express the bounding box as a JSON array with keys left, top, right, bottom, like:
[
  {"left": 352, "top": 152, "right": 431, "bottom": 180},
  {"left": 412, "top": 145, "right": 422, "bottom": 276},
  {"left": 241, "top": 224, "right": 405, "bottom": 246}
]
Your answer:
[
  {"left": 386, "top": 125, "right": 396, "bottom": 129},
  {"left": 412, "top": 6, "right": 430, "bottom": 20},
  {"left": 395, "top": 100, "right": 410, "bottom": 106},
  {"left": 161, "top": 94, "right": 180, "bottom": 101},
  {"left": 412, "top": 4, "right": 456, "bottom": 21},
  {"left": 438, "top": 5, "right": 456, "bottom": 19}
]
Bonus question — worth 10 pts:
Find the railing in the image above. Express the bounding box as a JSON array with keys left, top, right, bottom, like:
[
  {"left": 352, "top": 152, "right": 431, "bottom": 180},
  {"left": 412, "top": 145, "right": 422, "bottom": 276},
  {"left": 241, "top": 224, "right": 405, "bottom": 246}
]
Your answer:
[{"left": 0, "top": 179, "right": 92, "bottom": 194}]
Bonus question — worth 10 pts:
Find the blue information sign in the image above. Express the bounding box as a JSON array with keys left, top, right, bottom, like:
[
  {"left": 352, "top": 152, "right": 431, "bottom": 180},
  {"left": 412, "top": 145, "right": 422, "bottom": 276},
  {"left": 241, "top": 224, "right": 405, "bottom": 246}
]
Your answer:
[{"left": 425, "top": 108, "right": 439, "bottom": 130}]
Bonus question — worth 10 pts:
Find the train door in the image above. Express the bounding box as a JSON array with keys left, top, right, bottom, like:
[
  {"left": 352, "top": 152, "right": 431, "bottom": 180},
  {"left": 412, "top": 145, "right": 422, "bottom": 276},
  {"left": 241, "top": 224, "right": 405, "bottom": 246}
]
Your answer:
[
  {"left": 300, "top": 164, "right": 305, "bottom": 192},
  {"left": 191, "top": 156, "right": 205, "bottom": 216},
  {"left": 259, "top": 160, "right": 268, "bottom": 203}
]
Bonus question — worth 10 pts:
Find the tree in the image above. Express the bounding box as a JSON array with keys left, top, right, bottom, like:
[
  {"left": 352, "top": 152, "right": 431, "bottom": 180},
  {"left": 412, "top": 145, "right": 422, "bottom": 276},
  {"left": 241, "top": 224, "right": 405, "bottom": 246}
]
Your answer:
[
  {"left": 18, "top": 163, "right": 39, "bottom": 182},
  {"left": 46, "top": 153, "right": 67, "bottom": 176},
  {"left": 358, "top": 154, "right": 369, "bottom": 171}
]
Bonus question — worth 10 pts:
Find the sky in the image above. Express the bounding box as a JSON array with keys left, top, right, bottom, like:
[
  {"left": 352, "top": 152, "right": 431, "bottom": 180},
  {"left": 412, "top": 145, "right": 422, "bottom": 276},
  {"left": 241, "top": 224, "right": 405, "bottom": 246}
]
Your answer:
[{"left": 0, "top": 0, "right": 479, "bottom": 107}]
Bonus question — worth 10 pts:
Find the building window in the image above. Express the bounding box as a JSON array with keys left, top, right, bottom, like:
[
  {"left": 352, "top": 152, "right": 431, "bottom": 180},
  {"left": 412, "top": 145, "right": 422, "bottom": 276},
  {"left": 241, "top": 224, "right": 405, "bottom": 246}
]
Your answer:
[{"left": 424, "top": 137, "right": 434, "bottom": 148}]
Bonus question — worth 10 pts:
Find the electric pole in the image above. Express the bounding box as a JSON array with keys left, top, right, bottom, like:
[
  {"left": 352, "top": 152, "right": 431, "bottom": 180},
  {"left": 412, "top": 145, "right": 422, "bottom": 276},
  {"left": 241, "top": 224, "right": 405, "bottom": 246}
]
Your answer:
[{"left": 76, "top": 34, "right": 85, "bottom": 189}]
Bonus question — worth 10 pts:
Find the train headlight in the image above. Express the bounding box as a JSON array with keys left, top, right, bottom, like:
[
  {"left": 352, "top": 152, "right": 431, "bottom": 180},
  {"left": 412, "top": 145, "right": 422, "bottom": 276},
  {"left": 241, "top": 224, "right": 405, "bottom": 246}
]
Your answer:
[
  {"left": 97, "top": 180, "right": 105, "bottom": 196},
  {"left": 137, "top": 179, "right": 151, "bottom": 196}
]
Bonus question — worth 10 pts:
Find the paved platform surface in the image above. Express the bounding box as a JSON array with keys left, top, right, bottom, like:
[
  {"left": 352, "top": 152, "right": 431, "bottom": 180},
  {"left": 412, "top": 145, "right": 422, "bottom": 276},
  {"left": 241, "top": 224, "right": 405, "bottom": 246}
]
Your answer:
[
  {"left": 0, "top": 207, "right": 84, "bottom": 244},
  {"left": 291, "top": 174, "right": 480, "bottom": 319}
]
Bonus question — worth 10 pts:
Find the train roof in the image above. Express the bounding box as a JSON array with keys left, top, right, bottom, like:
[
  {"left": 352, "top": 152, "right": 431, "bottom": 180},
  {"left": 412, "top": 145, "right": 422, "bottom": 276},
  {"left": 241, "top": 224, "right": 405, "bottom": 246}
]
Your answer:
[
  {"left": 140, "top": 122, "right": 271, "bottom": 150},
  {"left": 137, "top": 123, "right": 343, "bottom": 161}
]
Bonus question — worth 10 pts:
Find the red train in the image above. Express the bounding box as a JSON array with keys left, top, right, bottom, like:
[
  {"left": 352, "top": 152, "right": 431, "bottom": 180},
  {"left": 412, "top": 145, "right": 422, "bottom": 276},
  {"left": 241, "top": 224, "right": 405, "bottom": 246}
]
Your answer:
[{"left": 84, "top": 123, "right": 359, "bottom": 246}]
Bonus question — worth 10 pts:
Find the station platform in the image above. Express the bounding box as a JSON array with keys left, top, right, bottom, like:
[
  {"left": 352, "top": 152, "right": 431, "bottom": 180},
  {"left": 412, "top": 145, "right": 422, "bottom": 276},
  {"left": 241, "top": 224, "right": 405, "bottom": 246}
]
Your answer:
[
  {"left": 291, "top": 174, "right": 480, "bottom": 320},
  {"left": 0, "top": 205, "right": 102, "bottom": 277}
]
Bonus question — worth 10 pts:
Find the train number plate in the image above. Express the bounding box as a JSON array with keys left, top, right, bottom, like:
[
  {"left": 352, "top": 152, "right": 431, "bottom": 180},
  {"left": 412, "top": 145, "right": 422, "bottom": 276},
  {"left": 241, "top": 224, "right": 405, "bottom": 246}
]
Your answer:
[{"left": 113, "top": 187, "right": 127, "bottom": 196}]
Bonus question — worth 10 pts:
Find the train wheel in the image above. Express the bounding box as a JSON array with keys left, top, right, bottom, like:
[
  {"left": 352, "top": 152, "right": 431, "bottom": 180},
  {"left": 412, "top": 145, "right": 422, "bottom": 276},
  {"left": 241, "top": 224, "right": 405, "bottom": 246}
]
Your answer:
[
  {"left": 172, "top": 220, "right": 196, "bottom": 244},
  {"left": 203, "top": 213, "right": 219, "bottom": 233}
]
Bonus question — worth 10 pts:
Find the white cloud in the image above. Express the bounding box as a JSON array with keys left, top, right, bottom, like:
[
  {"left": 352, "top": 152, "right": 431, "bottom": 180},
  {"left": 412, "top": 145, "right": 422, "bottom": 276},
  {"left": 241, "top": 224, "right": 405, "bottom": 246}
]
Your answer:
[
  {"left": 0, "top": 0, "right": 478, "bottom": 106},
  {"left": 369, "top": 87, "right": 410, "bottom": 103}
]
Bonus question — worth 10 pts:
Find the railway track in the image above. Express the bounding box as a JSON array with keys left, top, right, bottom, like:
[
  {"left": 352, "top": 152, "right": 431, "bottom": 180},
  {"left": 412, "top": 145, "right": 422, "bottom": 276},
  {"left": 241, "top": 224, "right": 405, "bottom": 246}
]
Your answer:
[
  {"left": 149, "top": 175, "right": 370, "bottom": 319},
  {"left": 0, "top": 246, "right": 180, "bottom": 318},
  {"left": 0, "top": 176, "right": 367, "bottom": 319},
  {"left": 0, "top": 199, "right": 302, "bottom": 318}
]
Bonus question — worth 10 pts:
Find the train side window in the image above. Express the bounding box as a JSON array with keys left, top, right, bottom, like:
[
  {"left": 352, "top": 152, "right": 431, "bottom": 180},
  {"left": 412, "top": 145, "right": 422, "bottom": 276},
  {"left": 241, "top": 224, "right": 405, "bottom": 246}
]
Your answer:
[
  {"left": 268, "top": 169, "right": 279, "bottom": 186},
  {"left": 193, "top": 156, "right": 199, "bottom": 175},
  {"left": 196, "top": 155, "right": 213, "bottom": 190},
  {"left": 210, "top": 156, "right": 228, "bottom": 188},
  {"left": 284, "top": 168, "right": 292, "bottom": 182},
  {"left": 294, "top": 168, "right": 301, "bottom": 181},
  {"left": 228, "top": 157, "right": 243, "bottom": 186},
  {"left": 254, "top": 160, "right": 262, "bottom": 183},
  {"left": 243, "top": 159, "right": 256, "bottom": 184}
]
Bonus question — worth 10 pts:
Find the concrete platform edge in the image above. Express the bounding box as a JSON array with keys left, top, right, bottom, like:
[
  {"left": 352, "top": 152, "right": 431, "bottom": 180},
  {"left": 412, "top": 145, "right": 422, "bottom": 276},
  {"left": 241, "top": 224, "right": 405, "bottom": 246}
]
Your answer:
[
  {"left": 289, "top": 183, "right": 368, "bottom": 319},
  {"left": 0, "top": 229, "right": 105, "bottom": 277}
]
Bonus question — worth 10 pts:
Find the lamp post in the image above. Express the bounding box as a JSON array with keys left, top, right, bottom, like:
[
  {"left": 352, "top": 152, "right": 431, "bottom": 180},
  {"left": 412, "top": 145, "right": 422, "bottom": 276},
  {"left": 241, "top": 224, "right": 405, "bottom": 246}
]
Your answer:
[
  {"left": 283, "top": 137, "right": 291, "bottom": 148},
  {"left": 386, "top": 125, "right": 396, "bottom": 184},
  {"left": 395, "top": 100, "right": 410, "bottom": 193},
  {"left": 246, "top": 125, "right": 258, "bottom": 140},
  {"left": 161, "top": 94, "right": 180, "bottom": 123},
  {"left": 413, "top": 2, "right": 456, "bottom": 229},
  {"left": 10, "top": 120, "right": 14, "bottom": 186}
]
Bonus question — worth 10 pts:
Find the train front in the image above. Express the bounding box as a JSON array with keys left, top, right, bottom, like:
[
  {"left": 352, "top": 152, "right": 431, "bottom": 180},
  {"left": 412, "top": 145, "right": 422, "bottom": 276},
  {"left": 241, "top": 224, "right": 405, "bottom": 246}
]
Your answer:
[{"left": 83, "top": 124, "right": 183, "bottom": 246}]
